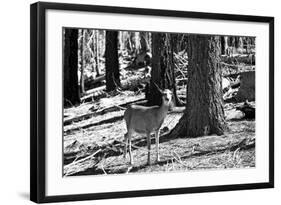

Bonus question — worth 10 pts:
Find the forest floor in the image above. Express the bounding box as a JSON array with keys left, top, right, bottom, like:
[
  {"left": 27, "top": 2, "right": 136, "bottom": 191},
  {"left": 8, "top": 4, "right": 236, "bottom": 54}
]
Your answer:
[{"left": 63, "top": 90, "right": 255, "bottom": 177}]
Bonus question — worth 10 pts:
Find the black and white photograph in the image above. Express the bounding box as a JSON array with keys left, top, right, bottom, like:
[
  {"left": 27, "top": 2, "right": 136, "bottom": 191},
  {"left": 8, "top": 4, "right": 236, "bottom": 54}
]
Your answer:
[
  {"left": 63, "top": 28, "right": 256, "bottom": 177},
  {"left": 28, "top": 1, "right": 274, "bottom": 203},
  {"left": 0, "top": 0, "right": 278, "bottom": 204}
]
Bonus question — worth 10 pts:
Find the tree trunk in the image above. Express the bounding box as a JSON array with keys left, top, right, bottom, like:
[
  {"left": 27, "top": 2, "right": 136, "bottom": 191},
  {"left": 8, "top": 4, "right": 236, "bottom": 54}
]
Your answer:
[
  {"left": 140, "top": 32, "right": 149, "bottom": 52},
  {"left": 95, "top": 30, "right": 101, "bottom": 76},
  {"left": 171, "top": 34, "right": 180, "bottom": 53},
  {"left": 234, "top": 36, "right": 240, "bottom": 48},
  {"left": 134, "top": 32, "right": 141, "bottom": 54},
  {"left": 80, "top": 29, "right": 85, "bottom": 94},
  {"left": 221, "top": 36, "right": 228, "bottom": 55},
  {"left": 169, "top": 35, "right": 227, "bottom": 138},
  {"left": 119, "top": 31, "right": 124, "bottom": 51},
  {"left": 126, "top": 32, "right": 133, "bottom": 52},
  {"left": 105, "top": 31, "right": 120, "bottom": 92},
  {"left": 238, "top": 37, "right": 244, "bottom": 49},
  {"left": 63, "top": 28, "right": 80, "bottom": 106},
  {"left": 228, "top": 36, "right": 235, "bottom": 47},
  {"left": 146, "top": 33, "right": 182, "bottom": 106}
]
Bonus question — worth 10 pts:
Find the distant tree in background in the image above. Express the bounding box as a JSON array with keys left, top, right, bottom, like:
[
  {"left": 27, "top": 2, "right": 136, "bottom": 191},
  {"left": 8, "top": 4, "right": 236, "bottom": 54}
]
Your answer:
[
  {"left": 221, "top": 36, "right": 227, "bottom": 55},
  {"left": 140, "top": 32, "right": 150, "bottom": 52},
  {"left": 94, "top": 30, "right": 101, "bottom": 76},
  {"left": 79, "top": 29, "right": 86, "bottom": 94}
]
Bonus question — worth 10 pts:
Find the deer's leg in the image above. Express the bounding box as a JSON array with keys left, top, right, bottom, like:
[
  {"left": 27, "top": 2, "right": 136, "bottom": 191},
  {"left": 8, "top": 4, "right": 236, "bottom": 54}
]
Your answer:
[
  {"left": 146, "top": 132, "right": 151, "bottom": 165},
  {"left": 155, "top": 130, "right": 160, "bottom": 162},
  {"left": 123, "top": 133, "right": 128, "bottom": 159},
  {"left": 128, "top": 134, "right": 134, "bottom": 165}
]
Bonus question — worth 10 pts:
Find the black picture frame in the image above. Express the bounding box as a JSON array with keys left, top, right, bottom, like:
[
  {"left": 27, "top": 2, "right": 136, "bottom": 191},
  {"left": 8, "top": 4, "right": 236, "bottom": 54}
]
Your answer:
[{"left": 30, "top": 1, "right": 274, "bottom": 203}]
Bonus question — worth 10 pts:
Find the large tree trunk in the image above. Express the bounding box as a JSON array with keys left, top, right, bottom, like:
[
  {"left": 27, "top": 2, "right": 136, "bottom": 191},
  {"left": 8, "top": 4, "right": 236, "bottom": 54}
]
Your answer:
[
  {"left": 146, "top": 33, "right": 182, "bottom": 106},
  {"left": 105, "top": 31, "right": 120, "bottom": 92},
  {"left": 63, "top": 28, "right": 80, "bottom": 106},
  {"left": 169, "top": 35, "right": 227, "bottom": 138}
]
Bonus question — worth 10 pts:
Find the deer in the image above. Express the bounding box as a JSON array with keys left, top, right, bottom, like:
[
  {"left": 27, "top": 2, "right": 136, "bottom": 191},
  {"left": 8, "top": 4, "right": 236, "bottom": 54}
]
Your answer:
[{"left": 123, "top": 84, "right": 173, "bottom": 165}]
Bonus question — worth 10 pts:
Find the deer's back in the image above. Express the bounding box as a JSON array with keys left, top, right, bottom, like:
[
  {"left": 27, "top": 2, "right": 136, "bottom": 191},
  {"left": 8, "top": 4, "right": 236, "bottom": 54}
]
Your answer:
[{"left": 124, "top": 105, "right": 163, "bottom": 133}]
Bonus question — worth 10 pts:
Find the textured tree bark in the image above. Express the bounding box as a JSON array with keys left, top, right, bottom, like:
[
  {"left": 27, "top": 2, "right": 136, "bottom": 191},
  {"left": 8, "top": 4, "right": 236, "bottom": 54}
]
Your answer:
[
  {"left": 146, "top": 33, "right": 182, "bottom": 106},
  {"left": 105, "top": 31, "right": 120, "bottom": 92},
  {"left": 169, "top": 35, "right": 227, "bottom": 138},
  {"left": 63, "top": 28, "right": 80, "bottom": 106}
]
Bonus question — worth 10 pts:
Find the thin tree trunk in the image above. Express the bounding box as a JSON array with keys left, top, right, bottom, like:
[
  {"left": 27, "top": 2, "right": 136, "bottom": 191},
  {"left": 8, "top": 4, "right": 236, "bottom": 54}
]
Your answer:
[
  {"left": 171, "top": 34, "right": 185, "bottom": 106},
  {"left": 221, "top": 36, "right": 226, "bottom": 55},
  {"left": 129, "top": 32, "right": 135, "bottom": 54},
  {"left": 134, "top": 32, "right": 141, "bottom": 54},
  {"left": 95, "top": 30, "right": 101, "bottom": 76},
  {"left": 169, "top": 35, "right": 227, "bottom": 138},
  {"left": 119, "top": 31, "right": 127, "bottom": 51},
  {"left": 234, "top": 36, "right": 240, "bottom": 48},
  {"left": 238, "top": 37, "right": 244, "bottom": 50},
  {"left": 80, "top": 29, "right": 85, "bottom": 94},
  {"left": 140, "top": 32, "right": 149, "bottom": 52},
  {"left": 127, "top": 32, "right": 133, "bottom": 52}
]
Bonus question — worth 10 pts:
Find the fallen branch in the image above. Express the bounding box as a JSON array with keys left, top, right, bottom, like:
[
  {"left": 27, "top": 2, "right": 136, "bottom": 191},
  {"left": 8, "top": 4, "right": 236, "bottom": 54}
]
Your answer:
[
  {"left": 174, "top": 64, "right": 187, "bottom": 79},
  {"left": 172, "top": 150, "right": 190, "bottom": 168},
  {"left": 101, "top": 163, "right": 107, "bottom": 175},
  {"left": 64, "top": 149, "right": 101, "bottom": 169},
  {"left": 64, "top": 114, "right": 124, "bottom": 134}
]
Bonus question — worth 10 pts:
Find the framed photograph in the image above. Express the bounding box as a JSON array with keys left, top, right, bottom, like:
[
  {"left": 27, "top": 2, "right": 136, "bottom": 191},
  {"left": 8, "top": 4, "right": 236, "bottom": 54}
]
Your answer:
[{"left": 30, "top": 1, "right": 274, "bottom": 203}]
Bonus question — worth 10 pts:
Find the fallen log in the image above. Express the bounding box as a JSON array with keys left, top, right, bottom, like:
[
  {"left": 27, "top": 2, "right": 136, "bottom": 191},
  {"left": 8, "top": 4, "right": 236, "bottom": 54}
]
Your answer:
[
  {"left": 84, "top": 85, "right": 106, "bottom": 96},
  {"left": 81, "top": 75, "right": 150, "bottom": 102},
  {"left": 221, "top": 54, "right": 255, "bottom": 65},
  {"left": 236, "top": 101, "right": 255, "bottom": 119},
  {"left": 64, "top": 98, "right": 147, "bottom": 126},
  {"left": 121, "top": 75, "right": 149, "bottom": 91},
  {"left": 221, "top": 62, "right": 255, "bottom": 77},
  {"left": 84, "top": 75, "right": 106, "bottom": 89}
]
